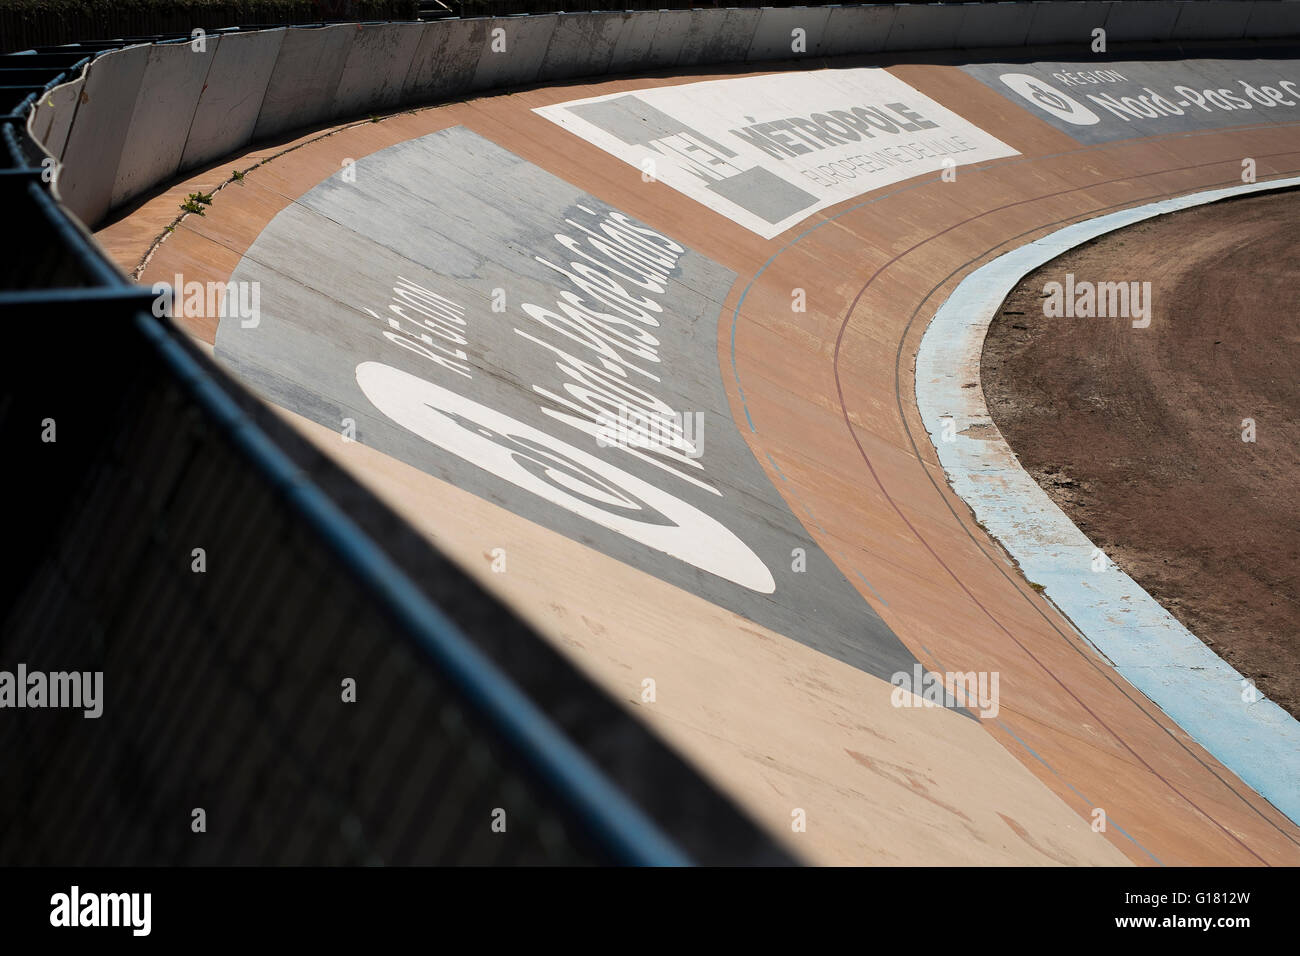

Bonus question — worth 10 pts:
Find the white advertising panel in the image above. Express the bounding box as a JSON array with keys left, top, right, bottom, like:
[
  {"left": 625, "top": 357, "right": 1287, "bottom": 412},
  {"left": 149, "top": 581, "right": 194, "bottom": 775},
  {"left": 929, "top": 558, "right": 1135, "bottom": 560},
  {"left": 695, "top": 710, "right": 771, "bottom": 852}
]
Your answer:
[{"left": 536, "top": 68, "right": 1020, "bottom": 239}]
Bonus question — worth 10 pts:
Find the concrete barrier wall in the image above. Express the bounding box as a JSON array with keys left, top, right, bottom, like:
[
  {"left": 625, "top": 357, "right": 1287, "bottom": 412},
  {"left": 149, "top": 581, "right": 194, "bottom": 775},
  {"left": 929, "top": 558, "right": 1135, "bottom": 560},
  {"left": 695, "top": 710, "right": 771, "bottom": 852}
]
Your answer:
[
  {"left": 884, "top": 2, "right": 966, "bottom": 52},
  {"left": 335, "top": 22, "right": 423, "bottom": 117},
  {"left": 1025, "top": 1, "right": 1114, "bottom": 46},
  {"left": 401, "top": 18, "right": 485, "bottom": 104},
  {"left": 823, "top": 5, "right": 899, "bottom": 56},
  {"left": 26, "top": 83, "right": 59, "bottom": 145},
  {"left": 645, "top": 10, "right": 693, "bottom": 70},
  {"left": 55, "top": 44, "right": 149, "bottom": 226},
  {"left": 112, "top": 39, "right": 219, "bottom": 209},
  {"left": 1171, "top": 1, "right": 1251, "bottom": 41},
  {"left": 472, "top": 14, "right": 558, "bottom": 91},
  {"left": 30, "top": 3, "right": 1294, "bottom": 229},
  {"left": 180, "top": 29, "right": 285, "bottom": 174},
  {"left": 679, "top": 8, "right": 761, "bottom": 68},
  {"left": 536, "top": 12, "right": 625, "bottom": 82},
  {"left": 26, "top": 76, "right": 82, "bottom": 160},
  {"left": 607, "top": 10, "right": 661, "bottom": 76},
  {"left": 1105, "top": 0, "right": 1182, "bottom": 42},
  {"left": 957, "top": 2, "right": 1034, "bottom": 49},
  {"left": 1246, "top": 0, "right": 1300, "bottom": 39},
  {"left": 747, "top": 6, "right": 832, "bottom": 61},
  {"left": 253, "top": 24, "right": 356, "bottom": 141}
]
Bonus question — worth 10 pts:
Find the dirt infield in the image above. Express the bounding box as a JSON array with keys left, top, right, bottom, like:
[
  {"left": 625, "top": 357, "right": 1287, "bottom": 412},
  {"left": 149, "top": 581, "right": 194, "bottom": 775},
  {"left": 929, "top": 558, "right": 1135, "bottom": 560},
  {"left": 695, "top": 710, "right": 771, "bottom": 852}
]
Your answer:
[{"left": 983, "top": 189, "right": 1300, "bottom": 721}]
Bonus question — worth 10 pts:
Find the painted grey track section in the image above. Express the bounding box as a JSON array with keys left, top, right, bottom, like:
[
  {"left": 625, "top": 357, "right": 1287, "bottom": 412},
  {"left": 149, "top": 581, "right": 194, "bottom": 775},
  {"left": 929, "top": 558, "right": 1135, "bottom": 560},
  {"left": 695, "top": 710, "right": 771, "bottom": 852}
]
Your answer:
[
  {"left": 216, "top": 126, "right": 928, "bottom": 689},
  {"left": 914, "top": 176, "right": 1300, "bottom": 824},
  {"left": 963, "top": 56, "right": 1300, "bottom": 145}
]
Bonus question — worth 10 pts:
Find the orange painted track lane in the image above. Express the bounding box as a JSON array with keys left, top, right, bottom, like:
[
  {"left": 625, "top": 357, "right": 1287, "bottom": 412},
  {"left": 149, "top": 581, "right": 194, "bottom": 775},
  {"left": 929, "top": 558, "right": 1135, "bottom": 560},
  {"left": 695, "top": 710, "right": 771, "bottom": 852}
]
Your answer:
[{"left": 720, "top": 66, "right": 1300, "bottom": 864}]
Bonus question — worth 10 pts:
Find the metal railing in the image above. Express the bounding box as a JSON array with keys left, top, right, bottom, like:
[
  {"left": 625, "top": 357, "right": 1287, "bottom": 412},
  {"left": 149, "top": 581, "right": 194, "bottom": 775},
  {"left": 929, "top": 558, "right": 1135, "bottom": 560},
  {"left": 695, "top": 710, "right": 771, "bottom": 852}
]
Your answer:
[{"left": 0, "top": 1, "right": 419, "bottom": 53}]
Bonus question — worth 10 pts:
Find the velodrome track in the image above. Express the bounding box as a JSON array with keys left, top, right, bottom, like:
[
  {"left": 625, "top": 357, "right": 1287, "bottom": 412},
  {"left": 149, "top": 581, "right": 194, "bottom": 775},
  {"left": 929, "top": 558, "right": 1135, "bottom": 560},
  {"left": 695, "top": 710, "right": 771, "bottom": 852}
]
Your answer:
[{"left": 63, "top": 16, "right": 1300, "bottom": 865}]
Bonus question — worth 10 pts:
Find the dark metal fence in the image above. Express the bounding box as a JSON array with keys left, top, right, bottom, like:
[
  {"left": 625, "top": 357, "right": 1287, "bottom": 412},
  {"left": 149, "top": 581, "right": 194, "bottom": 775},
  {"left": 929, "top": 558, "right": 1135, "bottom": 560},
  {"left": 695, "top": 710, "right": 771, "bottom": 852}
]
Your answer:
[
  {"left": 0, "top": 2, "right": 419, "bottom": 54},
  {"left": 0, "top": 310, "right": 665, "bottom": 865},
  {"left": 437, "top": 0, "right": 1262, "bottom": 17},
  {"left": 2, "top": 0, "right": 1206, "bottom": 54},
  {"left": 0, "top": 19, "right": 796, "bottom": 866}
]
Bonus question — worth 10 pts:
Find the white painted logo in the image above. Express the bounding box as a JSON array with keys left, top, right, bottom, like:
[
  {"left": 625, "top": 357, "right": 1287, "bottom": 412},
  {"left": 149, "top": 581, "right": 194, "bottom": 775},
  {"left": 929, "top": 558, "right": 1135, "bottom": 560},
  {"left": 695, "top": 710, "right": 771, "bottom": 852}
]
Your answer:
[
  {"left": 536, "top": 69, "right": 1019, "bottom": 239},
  {"left": 356, "top": 362, "right": 776, "bottom": 593},
  {"left": 998, "top": 73, "right": 1101, "bottom": 126}
]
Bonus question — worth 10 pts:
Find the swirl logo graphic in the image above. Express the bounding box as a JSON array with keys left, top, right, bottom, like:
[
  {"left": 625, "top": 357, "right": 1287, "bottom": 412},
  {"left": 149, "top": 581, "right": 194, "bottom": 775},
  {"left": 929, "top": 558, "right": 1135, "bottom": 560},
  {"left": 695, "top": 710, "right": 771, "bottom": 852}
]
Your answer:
[
  {"left": 998, "top": 73, "right": 1101, "bottom": 126},
  {"left": 356, "top": 361, "right": 776, "bottom": 593}
]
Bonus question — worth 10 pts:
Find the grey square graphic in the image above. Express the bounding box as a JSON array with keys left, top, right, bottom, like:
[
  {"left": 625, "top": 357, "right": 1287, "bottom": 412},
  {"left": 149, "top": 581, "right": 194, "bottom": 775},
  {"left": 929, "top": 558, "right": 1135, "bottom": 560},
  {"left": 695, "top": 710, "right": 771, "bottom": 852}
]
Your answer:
[{"left": 708, "top": 167, "right": 818, "bottom": 224}]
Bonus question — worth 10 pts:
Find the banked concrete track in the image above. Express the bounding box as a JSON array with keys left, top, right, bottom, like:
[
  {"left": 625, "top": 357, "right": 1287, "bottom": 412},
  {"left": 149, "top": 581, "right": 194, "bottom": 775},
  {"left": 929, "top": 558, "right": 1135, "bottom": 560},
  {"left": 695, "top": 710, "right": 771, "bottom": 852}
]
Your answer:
[{"left": 67, "top": 13, "right": 1300, "bottom": 865}]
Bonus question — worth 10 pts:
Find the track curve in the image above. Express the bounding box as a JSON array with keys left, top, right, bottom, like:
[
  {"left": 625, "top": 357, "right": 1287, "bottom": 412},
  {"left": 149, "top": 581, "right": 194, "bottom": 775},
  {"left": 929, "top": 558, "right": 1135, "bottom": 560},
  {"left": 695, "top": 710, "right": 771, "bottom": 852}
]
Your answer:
[
  {"left": 982, "top": 188, "right": 1300, "bottom": 724},
  {"left": 97, "top": 46, "right": 1300, "bottom": 865}
]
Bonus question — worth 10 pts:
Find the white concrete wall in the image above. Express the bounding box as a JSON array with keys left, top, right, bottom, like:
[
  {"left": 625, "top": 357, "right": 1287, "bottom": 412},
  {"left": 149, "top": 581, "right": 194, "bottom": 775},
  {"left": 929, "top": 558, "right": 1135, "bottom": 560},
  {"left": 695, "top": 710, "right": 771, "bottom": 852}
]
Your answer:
[
  {"left": 607, "top": 11, "right": 662, "bottom": 76},
  {"left": 253, "top": 24, "right": 356, "bottom": 141},
  {"left": 180, "top": 29, "right": 284, "bottom": 173},
  {"left": 823, "top": 5, "right": 899, "bottom": 56},
  {"left": 645, "top": 10, "right": 693, "bottom": 70},
  {"left": 957, "top": 2, "right": 1034, "bottom": 49},
  {"left": 335, "top": 22, "right": 423, "bottom": 117},
  {"left": 29, "top": 4, "right": 1291, "bottom": 229},
  {"left": 401, "top": 18, "right": 485, "bottom": 104},
  {"left": 1246, "top": 0, "right": 1300, "bottom": 38},
  {"left": 747, "top": 6, "right": 833, "bottom": 61},
  {"left": 1105, "top": 0, "right": 1182, "bottom": 42},
  {"left": 537, "top": 12, "right": 625, "bottom": 82},
  {"left": 1170, "top": 1, "right": 1250, "bottom": 42},
  {"left": 680, "top": 9, "right": 761, "bottom": 68},
  {"left": 1025, "top": 1, "right": 1114, "bottom": 46},
  {"left": 26, "top": 76, "right": 82, "bottom": 161},
  {"left": 113, "top": 39, "right": 220, "bottom": 209},
  {"left": 55, "top": 44, "right": 149, "bottom": 227},
  {"left": 472, "top": 14, "right": 558, "bottom": 91},
  {"left": 884, "top": 3, "right": 966, "bottom": 52}
]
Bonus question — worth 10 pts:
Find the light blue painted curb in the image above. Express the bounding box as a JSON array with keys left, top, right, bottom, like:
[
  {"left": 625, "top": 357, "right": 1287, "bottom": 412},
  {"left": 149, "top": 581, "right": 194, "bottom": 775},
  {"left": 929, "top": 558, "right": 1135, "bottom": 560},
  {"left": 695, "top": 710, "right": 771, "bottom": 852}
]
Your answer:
[{"left": 915, "top": 176, "right": 1300, "bottom": 825}]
